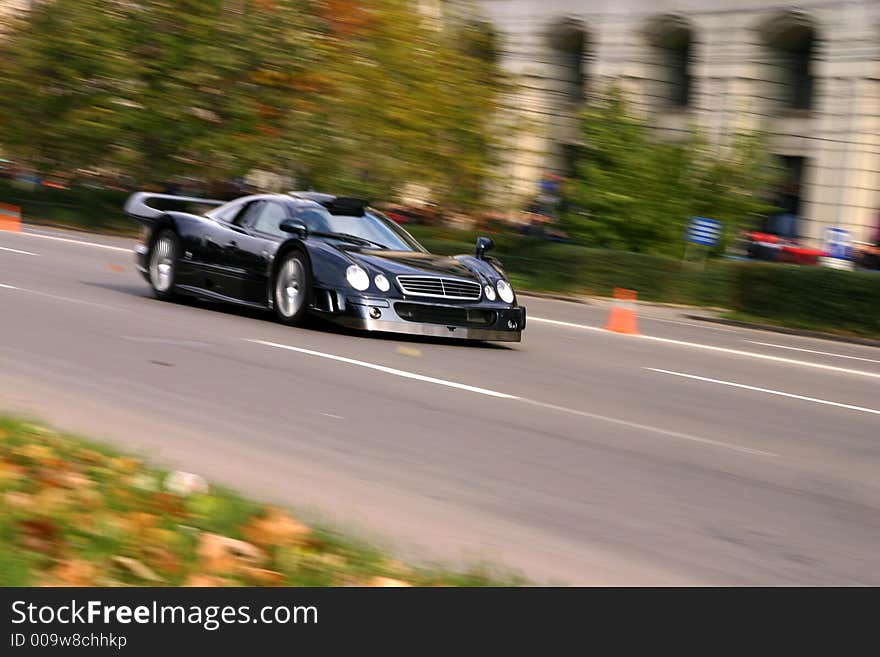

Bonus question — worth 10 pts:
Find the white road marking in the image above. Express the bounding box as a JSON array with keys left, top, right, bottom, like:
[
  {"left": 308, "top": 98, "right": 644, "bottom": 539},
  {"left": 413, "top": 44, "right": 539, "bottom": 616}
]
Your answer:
[
  {"left": 246, "top": 339, "right": 516, "bottom": 399},
  {"left": 527, "top": 305, "right": 737, "bottom": 333},
  {"left": 121, "top": 336, "right": 211, "bottom": 348},
  {"left": 10, "top": 230, "right": 131, "bottom": 253},
  {"left": 0, "top": 245, "right": 38, "bottom": 256},
  {"left": 0, "top": 281, "right": 122, "bottom": 310},
  {"left": 646, "top": 368, "right": 880, "bottom": 416},
  {"left": 529, "top": 316, "right": 605, "bottom": 332},
  {"left": 247, "top": 338, "right": 773, "bottom": 457},
  {"left": 635, "top": 335, "right": 880, "bottom": 380},
  {"left": 516, "top": 397, "right": 775, "bottom": 457},
  {"left": 746, "top": 341, "right": 880, "bottom": 365},
  {"left": 320, "top": 413, "right": 345, "bottom": 420},
  {"left": 529, "top": 316, "right": 880, "bottom": 380}
]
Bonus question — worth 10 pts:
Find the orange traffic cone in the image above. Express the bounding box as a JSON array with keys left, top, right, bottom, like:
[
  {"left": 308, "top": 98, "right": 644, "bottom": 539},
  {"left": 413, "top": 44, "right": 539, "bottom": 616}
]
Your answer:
[
  {"left": 0, "top": 203, "right": 21, "bottom": 232},
  {"left": 605, "top": 287, "right": 639, "bottom": 334}
]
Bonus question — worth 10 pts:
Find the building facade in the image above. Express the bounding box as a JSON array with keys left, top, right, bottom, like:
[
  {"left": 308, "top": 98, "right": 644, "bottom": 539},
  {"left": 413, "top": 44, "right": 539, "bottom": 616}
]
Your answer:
[{"left": 478, "top": 0, "right": 880, "bottom": 246}]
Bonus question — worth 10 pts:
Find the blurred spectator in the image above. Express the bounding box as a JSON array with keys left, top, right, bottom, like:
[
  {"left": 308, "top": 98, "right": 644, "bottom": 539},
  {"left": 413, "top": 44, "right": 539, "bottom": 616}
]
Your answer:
[
  {"left": 520, "top": 210, "right": 550, "bottom": 238},
  {"left": 855, "top": 210, "right": 880, "bottom": 270},
  {"left": 770, "top": 213, "right": 799, "bottom": 240},
  {"left": 755, "top": 183, "right": 801, "bottom": 241},
  {"left": 536, "top": 172, "right": 562, "bottom": 220},
  {"left": 519, "top": 172, "right": 570, "bottom": 241}
]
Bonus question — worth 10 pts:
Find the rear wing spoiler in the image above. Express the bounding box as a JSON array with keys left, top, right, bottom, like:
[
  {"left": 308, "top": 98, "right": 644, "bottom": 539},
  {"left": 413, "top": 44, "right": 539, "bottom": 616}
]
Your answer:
[
  {"left": 124, "top": 192, "right": 225, "bottom": 224},
  {"left": 288, "top": 191, "right": 369, "bottom": 216},
  {"left": 321, "top": 196, "right": 369, "bottom": 216}
]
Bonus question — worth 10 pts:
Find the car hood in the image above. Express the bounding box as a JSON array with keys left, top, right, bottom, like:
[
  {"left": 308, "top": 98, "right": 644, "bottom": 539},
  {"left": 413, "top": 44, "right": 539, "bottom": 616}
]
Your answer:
[{"left": 348, "top": 250, "right": 481, "bottom": 280}]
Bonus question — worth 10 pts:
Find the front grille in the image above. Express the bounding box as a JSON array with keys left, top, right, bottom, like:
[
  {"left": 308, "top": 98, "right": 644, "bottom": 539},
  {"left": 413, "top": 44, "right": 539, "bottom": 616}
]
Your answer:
[
  {"left": 396, "top": 276, "right": 481, "bottom": 300},
  {"left": 395, "top": 303, "right": 496, "bottom": 327}
]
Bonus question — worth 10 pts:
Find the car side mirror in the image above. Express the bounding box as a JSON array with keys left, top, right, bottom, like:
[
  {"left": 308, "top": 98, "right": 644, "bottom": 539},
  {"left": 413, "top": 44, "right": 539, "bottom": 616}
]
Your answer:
[
  {"left": 279, "top": 218, "right": 308, "bottom": 238},
  {"left": 475, "top": 236, "right": 495, "bottom": 260}
]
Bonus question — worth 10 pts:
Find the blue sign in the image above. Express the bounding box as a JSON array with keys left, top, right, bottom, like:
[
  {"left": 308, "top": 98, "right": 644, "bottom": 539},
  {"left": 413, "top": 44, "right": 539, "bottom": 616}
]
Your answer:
[
  {"left": 823, "top": 227, "right": 852, "bottom": 260},
  {"left": 687, "top": 217, "right": 722, "bottom": 247}
]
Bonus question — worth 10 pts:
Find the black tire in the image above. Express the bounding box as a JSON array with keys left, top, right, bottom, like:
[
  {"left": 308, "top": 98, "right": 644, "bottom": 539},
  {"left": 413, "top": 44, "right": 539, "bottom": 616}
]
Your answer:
[
  {"left": 272, "top": 250, "right": 312, "bottom": 326},
  {"left": 147, "top": 229, "right": 180, "bottom": 301}
]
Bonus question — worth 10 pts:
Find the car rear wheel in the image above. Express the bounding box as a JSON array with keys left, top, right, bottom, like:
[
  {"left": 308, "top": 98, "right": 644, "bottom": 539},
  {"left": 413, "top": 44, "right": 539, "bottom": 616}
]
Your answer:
[
  {"left": 148, "top": 229, "right": 179, "bottom": 300},
  {"left": 273, "top": 251, "right": 311, "bottom": 326}
]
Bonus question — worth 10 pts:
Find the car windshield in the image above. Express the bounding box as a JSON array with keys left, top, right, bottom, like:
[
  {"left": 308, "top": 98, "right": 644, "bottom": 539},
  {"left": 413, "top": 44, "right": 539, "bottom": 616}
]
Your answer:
[{"left": 301, "top": 207, "right": 425, "bottom": 252}]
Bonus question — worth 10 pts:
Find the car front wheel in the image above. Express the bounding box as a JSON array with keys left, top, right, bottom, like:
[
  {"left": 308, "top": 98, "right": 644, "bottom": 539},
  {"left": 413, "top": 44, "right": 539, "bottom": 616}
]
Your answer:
[{"left": 273, "top": 251, "right": 311, "bottom": 326}]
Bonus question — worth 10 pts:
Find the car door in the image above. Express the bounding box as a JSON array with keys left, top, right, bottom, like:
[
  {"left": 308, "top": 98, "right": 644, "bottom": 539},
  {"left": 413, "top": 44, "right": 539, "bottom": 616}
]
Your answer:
[
  {"left": 175, "top": 200, "right": 245, "bottom": 288},
  {"left": 230, "top": 200, "right": 290, "bottom": 304},
  {"left": 196, "top": 200, "right": 262, "bottom": 299}
]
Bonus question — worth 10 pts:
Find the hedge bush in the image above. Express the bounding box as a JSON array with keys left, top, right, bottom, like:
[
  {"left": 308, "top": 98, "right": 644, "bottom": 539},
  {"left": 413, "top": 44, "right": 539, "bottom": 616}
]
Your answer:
[
  {"left": 730, "top": 263, "right": 880, "bottom": 337},
  {"left": 407, "top": 226, "right": 735, "bottom": 306},
  {"left": 0, "top": 180, "right": 132, "bottom": 234},
  {"left": 408, "top": 225, "right": 879, "bottom": 337}
]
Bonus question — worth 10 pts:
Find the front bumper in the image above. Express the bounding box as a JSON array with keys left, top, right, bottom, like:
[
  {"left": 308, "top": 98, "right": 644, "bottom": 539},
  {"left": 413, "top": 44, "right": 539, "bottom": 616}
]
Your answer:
[{"left": 326, "top": 296, "right": 525, "bottom": 342}]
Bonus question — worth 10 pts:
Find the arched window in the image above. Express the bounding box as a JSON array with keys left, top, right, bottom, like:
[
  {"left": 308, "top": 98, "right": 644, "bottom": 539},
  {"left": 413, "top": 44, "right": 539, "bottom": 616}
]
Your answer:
[
  {"left": 644, "top": 15, "right": 694, "bottom": 108},
  {"left": 547, "top": 17, "right": 589, "bottom": 107},
  {"left": 544, "top": 17, "right": 590, "bottom": 174},
  {"left": 759, "top": 11, "right": 817, "bottom": 111}
]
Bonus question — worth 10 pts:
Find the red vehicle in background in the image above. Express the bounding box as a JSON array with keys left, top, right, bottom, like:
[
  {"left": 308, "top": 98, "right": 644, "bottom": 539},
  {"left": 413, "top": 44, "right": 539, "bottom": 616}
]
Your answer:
[
  {"left": 377, "top": 202, "right": 442, "bottom": 226},
  {"left": 745, "top": 212, "right": 827, "bottom": 266},
  {"left": 745, "top": 229, "right": 827, "bottom": 266}
]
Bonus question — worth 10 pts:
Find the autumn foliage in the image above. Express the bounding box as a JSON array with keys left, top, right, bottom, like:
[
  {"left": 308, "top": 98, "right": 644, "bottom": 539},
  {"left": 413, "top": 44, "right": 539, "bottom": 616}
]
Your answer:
[
  {"left": 0, "top": 418, "right": 516, "bottom": 586},
  {"left": 0, "top": 0, "right": 504, "bottom": 211},
  {"left": 319, "top": 0, "right": 374, "bottom": 35}
]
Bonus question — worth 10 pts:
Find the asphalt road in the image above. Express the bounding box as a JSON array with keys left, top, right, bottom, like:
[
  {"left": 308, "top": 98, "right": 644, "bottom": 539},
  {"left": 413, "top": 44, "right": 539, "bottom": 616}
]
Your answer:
[{"left": 1, "top": 226, "right": 878, "bottom": 585}]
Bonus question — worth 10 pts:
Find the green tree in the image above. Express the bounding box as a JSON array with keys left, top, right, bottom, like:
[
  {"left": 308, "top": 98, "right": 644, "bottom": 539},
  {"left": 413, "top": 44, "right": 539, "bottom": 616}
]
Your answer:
[
  {"left": 0, "top": 0, "right": 321, "bottom": 182},
  {"left": 0, "top": 0, "right": 504, "bottom": 209},
  {"left": 114, "top": 0, "right": 321, "bottom": 183},
  {"left": 562, "top": 87, "right": 779, "bottom": 256},
  {"left": 291, "top": 0, "right": 505, "bottom": 211},
  {"left": 0, "top": 0, "right": 131, "bottom": 174}
]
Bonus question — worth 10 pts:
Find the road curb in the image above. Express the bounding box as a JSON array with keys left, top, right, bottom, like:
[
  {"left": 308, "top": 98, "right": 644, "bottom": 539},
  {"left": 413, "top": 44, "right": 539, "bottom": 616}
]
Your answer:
[
  {"left": 24, "top": 219, "right": 138, "bottom": 238},
  {"left": 685, "top": 315, "right": 880, "bottom": 347},
  {"left": 518, "top": 290, "right": 590, "bottom": 304},
  {"left": 519, "top": 291, "right": 729, "bottom": 313}
]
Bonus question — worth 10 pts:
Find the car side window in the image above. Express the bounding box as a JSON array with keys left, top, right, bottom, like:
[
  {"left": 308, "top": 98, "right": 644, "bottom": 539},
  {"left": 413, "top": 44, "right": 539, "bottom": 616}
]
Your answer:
[
  {"left": 233, "top": 201, "right": 263, "bottom": 228},
  {"left": 251, "top": 202, "right": 290, "bottom": 237},
  {"left": 209, "top": 200, "right": 244, "bottom": 223}
]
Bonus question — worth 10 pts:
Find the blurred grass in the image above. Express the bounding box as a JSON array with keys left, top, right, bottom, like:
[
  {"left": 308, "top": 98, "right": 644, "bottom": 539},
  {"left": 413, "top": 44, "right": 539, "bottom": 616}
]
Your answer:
[{"left": 0, "top": 416, "right": 526, "bottom": 587}]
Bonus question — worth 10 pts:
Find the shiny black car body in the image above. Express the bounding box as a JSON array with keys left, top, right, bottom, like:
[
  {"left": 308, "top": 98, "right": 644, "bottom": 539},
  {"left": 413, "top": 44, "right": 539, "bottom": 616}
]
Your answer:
[{"left": 126, "top": 191, "right": 525, "bottom": 341}]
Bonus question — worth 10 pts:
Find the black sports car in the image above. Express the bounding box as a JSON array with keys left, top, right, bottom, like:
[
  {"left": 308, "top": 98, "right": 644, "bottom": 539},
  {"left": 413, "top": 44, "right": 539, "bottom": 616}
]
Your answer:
[{"left": 126, "top": 191, "right": 525, "bottom": 342}]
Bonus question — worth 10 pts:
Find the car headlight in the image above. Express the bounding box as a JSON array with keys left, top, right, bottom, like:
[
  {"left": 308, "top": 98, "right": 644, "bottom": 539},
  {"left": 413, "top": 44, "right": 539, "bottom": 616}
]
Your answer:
[
  {"left": 496, "top": 279, "right": 515, "bottom": 303},
  {"left": 483, "top": 284, "right": 496, "bottom": 301},
  {"left": 374, "top": 273, "right": 390, "bottom": 292},
  {"left": 346, "top": 265, "right": 370, "bottom": 291}
]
